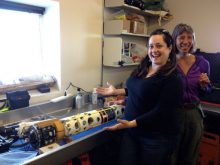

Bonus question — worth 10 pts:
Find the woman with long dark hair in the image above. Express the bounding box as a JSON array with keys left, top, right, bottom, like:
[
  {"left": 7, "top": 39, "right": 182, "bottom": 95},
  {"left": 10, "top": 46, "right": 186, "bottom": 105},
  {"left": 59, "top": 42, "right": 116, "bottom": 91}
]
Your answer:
[{"left": 97, "top": 29, "right": 183, "bottom": 165}]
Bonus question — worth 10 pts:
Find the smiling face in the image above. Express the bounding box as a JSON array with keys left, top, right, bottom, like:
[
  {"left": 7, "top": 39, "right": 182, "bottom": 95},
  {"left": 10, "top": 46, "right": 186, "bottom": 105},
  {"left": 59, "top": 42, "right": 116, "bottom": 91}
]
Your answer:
[
  {"left": 148, "top": 34, "right": 172, "bottom": 68},
  {"left": 176, "top": 31, "right": 193, "bottom": 55}
]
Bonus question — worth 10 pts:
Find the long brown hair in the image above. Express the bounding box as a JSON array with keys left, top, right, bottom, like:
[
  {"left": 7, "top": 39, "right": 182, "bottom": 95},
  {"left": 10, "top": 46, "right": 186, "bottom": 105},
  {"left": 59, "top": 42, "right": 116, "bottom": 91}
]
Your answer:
[{"left": 131, "top": 29, "right": 177, "bottom": 77}]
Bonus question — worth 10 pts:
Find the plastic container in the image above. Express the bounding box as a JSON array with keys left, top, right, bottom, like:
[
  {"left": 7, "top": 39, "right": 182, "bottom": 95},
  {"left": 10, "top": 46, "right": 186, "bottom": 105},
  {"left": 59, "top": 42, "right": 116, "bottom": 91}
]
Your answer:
[{"left": 92, "top": 88, "right": 98, "bottom": 104}]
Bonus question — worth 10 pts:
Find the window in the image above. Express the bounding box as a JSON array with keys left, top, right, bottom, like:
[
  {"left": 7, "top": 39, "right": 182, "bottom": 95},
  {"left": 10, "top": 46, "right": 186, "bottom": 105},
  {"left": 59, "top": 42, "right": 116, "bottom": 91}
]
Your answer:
[{"left": 0, "top": 1, "right": 56, "bottom": 93}]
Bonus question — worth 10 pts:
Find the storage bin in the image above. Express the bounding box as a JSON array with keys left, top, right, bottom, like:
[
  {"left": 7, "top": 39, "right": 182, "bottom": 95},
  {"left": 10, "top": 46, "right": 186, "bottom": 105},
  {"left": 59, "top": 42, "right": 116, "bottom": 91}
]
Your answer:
[{"left": 197, "top": 131, "right": 220, "bottom": 165}]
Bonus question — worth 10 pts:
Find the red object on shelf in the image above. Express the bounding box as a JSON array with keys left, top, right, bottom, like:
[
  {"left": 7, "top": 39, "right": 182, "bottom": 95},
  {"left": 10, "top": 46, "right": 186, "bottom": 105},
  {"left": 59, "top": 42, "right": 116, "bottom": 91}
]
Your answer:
[
  {"left": 62, "top": 160, "right": 73, "bottom": 165},
  {"left": 76, "top": 152, "right": 91, "bottom": 165},
  {"left": 197, "top": 131, "right": 220, "bottom": 165}
]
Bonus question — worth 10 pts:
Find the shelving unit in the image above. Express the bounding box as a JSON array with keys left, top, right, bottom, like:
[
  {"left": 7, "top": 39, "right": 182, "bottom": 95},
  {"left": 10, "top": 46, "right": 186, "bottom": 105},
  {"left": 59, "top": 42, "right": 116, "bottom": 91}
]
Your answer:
[
  {"left": 103, "top": 0, "right": 158, "bottom": 67},
  {"left": 105, "top": 0, "right": 168, "bottom": 17},
  {"left": 121, "top": 32, "right": 150, "bottom": 37},
  {"left": 104, "top": 20, "right": 150, "bottom": 37},
  {"left": 103, "top": 38, "right": 141, "bottom": 67}
]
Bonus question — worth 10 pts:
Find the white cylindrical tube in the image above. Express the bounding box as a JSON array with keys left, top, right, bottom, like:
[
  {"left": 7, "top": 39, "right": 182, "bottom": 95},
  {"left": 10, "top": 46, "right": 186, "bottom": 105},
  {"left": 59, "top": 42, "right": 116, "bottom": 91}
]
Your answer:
[{"left": 92, "top": 88, "right": 97, "bottom": 104}]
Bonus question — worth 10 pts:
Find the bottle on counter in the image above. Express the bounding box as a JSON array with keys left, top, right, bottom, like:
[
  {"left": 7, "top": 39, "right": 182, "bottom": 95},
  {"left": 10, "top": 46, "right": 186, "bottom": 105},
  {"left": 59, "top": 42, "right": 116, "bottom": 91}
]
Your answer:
[
  {"left": 92, "top": 88, "right": 97, "bottom": 104},
  {"left": 75, "top": 88, "right": 82, "bottom": 108}
]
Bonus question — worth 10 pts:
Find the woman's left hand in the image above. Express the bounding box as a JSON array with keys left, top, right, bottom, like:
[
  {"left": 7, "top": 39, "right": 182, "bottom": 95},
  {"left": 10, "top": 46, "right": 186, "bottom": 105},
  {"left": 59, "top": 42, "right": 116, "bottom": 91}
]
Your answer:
[
  {"left": 199, "top": 73, "right": 211, "bottom": 88},
  {"left": 103, "top": 119, "right": 137, "bottom": 131}
]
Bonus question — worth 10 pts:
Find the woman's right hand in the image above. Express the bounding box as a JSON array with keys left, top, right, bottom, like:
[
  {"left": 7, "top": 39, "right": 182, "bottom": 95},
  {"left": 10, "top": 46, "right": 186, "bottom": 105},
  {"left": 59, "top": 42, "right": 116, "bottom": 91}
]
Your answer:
[
  {"left": 199, "top": 73, "right": 211, "bottom": 88},
  {"left": 96, "top": 82, "right": 116, "bottom": 95},
  {"left": 103, "top": 119, "right": 137, "bottom": 131}
]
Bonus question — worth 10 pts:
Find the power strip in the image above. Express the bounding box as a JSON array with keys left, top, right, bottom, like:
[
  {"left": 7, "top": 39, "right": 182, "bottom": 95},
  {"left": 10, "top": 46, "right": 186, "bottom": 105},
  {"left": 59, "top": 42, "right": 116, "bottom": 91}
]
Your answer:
[{"left": 50, "top": 94, "right": 74, "bottom": 103}]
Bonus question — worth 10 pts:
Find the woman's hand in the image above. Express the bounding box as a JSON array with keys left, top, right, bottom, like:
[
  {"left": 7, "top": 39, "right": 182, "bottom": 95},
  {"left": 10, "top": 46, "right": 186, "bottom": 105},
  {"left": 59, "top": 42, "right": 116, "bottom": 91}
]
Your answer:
[
  {"left": 199, "top": 73, "right": 211, "bottom": 88},
  {"left": 96, "top": 82, "right": 116, "bottom": 95},
  {"left": 103, "top": 119, "right": 137, "bottom": 131}
]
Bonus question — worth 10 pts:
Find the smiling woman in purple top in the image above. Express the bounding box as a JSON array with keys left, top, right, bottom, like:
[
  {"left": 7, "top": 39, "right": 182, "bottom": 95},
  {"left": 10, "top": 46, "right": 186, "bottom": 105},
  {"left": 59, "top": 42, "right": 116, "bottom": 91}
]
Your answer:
[{"left": 170, "top": 23, "right": 212, "bottom": 165}]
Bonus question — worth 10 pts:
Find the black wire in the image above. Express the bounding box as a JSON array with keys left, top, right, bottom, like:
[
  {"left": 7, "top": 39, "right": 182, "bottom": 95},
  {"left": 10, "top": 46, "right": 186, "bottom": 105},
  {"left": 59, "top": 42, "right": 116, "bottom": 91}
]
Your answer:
[
  {"left": 65, "top": 82, "right": 92, "bottom": 94},
  {"left": 10, "top": 139, "right": 29, "bottom": 147}
]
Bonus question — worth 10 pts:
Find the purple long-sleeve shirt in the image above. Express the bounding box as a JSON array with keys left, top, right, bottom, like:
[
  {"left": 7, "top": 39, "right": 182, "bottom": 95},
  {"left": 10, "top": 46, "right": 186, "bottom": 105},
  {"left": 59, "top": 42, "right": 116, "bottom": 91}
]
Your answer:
[{"left": 177, "top": 55, "right": 212, "bottom": 104}]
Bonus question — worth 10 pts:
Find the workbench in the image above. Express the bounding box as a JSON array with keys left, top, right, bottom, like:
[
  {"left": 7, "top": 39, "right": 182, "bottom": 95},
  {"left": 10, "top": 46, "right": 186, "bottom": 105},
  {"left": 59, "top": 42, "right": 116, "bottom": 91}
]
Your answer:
[{"left": 0, "top": 100, "right": 219, "bottom": 165}]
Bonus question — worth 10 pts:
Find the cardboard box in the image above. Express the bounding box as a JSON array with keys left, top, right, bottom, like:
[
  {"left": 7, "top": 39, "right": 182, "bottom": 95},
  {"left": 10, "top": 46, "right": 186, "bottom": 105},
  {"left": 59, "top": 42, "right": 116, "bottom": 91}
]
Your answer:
[
  {"left": 104, "top": 20, "right": 130, "bottom": 34},
  {"left": 130, "top": 21, "right": 145, "bottom": 34},
  {"left": 122, "top": 20, "right": 130, "bottom": 33}
]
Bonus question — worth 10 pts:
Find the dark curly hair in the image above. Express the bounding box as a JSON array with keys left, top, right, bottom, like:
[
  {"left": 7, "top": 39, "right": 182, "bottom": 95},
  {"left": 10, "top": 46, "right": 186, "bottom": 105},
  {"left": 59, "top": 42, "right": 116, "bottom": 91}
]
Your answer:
[{"left": 131, "top": 29, "right": 177, "bottom": 77}]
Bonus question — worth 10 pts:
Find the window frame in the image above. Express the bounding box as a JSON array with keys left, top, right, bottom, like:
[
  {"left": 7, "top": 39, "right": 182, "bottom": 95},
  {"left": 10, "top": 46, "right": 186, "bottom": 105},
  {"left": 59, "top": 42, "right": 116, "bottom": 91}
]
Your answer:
[
  {"left": 0, "top": 1, "right": 45, "bottom": 14},
  {"left": 0, "top": 1, "right": 58, "bottom": 94}
]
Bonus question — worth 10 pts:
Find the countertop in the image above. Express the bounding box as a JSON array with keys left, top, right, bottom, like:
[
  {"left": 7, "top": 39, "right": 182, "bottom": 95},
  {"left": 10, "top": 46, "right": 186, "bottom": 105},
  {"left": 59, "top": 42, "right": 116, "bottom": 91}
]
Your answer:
[{"left": 0, "top": 100, "right": 219, "bottom": 165}]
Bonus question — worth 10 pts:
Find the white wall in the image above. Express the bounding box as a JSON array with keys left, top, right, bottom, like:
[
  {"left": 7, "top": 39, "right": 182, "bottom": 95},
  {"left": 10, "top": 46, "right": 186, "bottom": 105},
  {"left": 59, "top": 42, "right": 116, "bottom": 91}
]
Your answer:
[
  {"left": 104, "top": 0, "right": 220, "bottom": 88},
  {"left": 7, "top": 0, "right": 103, "bottom": 105},
  {"left": 102, "top": 66, "right": 136, "bottom": 88},
  {"left": 3, "top": 0, "right": 219, "bottom": 105},
  {"left": 32, "top": 0, "right": 103, "bottom": 104},
  {"left": 41, "top": 0, "right": 220, "bottom": 101},
  {"left": 57, "top": 0, "right": 102, "bottom": 94},
  {"left": 150, "top": 0, "right": 220, "bottom": 53}
]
